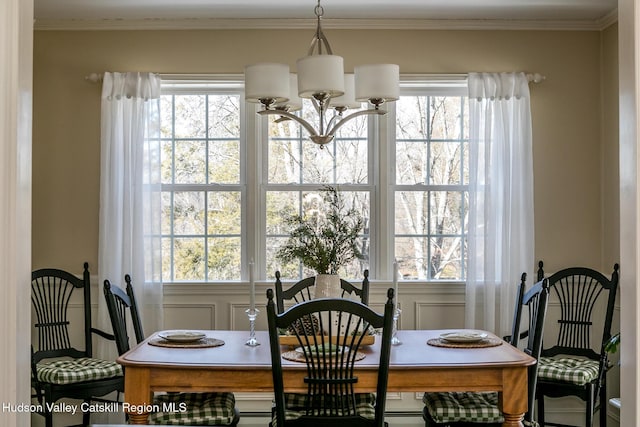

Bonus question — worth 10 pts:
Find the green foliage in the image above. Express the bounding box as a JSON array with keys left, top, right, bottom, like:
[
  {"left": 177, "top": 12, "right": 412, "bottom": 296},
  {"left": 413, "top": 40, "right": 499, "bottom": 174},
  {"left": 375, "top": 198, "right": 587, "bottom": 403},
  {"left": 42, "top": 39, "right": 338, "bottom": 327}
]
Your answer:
[
  {"left": 605, "top": 333, "right": 620, "bottom": 354},
  {"left": 276, "top": 186, "right": 365, "bottom": 275}
]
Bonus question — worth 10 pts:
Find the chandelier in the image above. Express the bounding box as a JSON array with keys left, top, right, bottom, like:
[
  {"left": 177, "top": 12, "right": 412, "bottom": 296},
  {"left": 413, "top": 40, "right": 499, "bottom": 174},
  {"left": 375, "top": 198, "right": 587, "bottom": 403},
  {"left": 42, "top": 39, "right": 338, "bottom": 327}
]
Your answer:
[{"left": 244, "top": 0, "right": 399, "bottom": 148}]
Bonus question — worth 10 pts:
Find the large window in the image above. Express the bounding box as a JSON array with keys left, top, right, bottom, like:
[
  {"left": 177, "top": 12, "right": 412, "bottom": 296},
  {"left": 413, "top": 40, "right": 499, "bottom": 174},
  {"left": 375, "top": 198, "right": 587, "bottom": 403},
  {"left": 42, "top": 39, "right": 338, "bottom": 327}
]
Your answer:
[
  {"left": 392, "top": 91, "right": 469, "bottom": 281},
  {"left": 159, "top": 77, "right": 468, "bottom": 282},
  {"left": 160, "top": 86, "right": 243, "bottom": 281},
  {"left": 264, "top": 100, "right": 371, "bottom": 279}
]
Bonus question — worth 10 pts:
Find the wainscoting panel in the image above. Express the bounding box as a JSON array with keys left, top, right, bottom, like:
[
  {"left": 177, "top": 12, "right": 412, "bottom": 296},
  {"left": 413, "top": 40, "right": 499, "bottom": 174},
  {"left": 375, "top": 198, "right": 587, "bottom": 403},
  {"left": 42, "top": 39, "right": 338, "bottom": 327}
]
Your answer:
[
  {"left": 164, "top": 304, "right": 216, "bottom": 330},
  {"left": 415, "top": 301, "right": 465, "bottom": 330}
]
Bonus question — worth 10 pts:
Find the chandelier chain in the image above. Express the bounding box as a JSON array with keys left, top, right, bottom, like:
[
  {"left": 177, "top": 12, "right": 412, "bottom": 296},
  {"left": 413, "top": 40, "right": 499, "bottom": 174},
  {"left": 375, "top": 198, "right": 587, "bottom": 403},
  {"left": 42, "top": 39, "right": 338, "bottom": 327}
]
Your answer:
[
  {"left": 314, "top": 1, "right": 324, "bottom": 19},
  {"left": 309, "top": 0, "right": 332, "bottom": 56}
]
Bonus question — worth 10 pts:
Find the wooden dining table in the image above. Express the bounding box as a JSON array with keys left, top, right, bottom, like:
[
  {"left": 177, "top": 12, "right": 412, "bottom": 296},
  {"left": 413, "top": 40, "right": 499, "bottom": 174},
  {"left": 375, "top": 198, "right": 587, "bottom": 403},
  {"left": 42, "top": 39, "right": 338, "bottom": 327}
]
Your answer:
[{"left": 117, "top": 329, "right": 535, "bottom": 427}]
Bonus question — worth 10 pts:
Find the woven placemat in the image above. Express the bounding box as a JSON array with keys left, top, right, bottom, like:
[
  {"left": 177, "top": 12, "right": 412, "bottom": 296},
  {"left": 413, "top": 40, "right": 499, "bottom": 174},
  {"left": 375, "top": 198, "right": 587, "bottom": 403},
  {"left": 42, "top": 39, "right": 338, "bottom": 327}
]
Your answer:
[
  {"left": 148, "top": 337, "right": 225, "bottom": 349},
  {"left": 282, "top": 350, "right": 366, "bottom": 363},
  {"left": 427, "top": 337, "right": 503, "bottom": 349}
]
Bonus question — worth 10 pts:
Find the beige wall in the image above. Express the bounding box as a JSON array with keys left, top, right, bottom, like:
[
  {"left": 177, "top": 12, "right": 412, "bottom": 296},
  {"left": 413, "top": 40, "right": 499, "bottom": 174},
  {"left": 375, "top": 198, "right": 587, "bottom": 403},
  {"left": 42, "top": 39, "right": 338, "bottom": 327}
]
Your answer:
[
  {"left": 602, "top": 23, "right": 620, "bottom": 271},
  {"left": 33, "top": 28, "right": 612, "bottom": 275}
]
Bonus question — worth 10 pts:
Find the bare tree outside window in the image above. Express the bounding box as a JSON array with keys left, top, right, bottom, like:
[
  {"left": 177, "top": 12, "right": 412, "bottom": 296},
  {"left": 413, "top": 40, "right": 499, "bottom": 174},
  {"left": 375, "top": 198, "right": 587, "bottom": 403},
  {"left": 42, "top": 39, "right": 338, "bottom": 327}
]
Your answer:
[
  {"left": 158, "top": 80, "right": 469, "bottom": 283},
  {"left": 394, "top": 95, "right": 469, "bottom": 280},
  {"left": 266, "top": 99, "right": 370, "bottom": 280}
]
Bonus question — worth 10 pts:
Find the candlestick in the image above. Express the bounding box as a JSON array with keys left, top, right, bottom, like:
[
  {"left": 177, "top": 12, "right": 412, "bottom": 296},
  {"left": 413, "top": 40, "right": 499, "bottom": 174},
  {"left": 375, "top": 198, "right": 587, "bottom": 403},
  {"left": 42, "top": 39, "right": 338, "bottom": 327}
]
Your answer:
[
  {"left": 391, "top": 307, "right": 402, "bottom": 345},
  {"left": 393, "top": 260, "right": 398, "bottom": 310},
  {"left": 391, "top": 260, "right": 401, "bottom": 345},
  {"left": 249, "top": 260, "right": 255, "bottom": 311},
  {"left": 245, "top": 308, "right": 260, "bottom": 346}
]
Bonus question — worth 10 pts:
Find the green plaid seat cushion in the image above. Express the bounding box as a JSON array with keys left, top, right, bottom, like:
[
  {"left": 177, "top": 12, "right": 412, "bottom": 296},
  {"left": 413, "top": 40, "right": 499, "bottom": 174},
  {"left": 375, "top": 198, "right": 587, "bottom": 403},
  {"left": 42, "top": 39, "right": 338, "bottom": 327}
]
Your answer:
[
  {"left": 148, "top": 392, "right": 237, "bottom": 426},
  {"left": 537, "top": 357, "right": 600, "bottom": 386},
  {"left": 423, "top": 391, "right": 504, "bottom": 423},
  {"left": 36, "top": 357, "right": 123, "bottom": 385},
  {"left": 272, "top": 393, "right": 376, "bottom": 427}
]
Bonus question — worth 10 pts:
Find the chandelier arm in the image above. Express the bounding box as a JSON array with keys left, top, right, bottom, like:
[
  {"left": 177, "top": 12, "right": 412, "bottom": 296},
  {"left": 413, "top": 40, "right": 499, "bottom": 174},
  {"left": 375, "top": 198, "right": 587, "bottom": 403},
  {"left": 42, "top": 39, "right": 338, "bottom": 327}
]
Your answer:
[
  {"left": 326, "top": 113, "right": 343, "bottom": 131},
  {"left": 318, "top": 99, "right": 326, "bottom": 136},
  {"left": 311, "top": 97, "right": 322, "bottom": 115},
  {"left": 326, "top": 109, "right": 387, "bottom": 137},
  {"left": 257, "top": 110, "right": 319, "bottom": 137},
  {"left": 311, "top": 96, "right": 331, "bottom": 135}
]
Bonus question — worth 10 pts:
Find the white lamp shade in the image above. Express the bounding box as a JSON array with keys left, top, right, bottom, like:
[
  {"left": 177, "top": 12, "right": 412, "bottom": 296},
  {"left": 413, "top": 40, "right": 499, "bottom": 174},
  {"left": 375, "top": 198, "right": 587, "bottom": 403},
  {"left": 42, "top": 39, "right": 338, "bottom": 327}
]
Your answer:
[
  {"left": 331, "top": 74, "right": 362, "bottom": 109},
  {"left": 274, "top": 74, "right": 303, "bottom": 112},
  {"left": 244, "top": 63, "right": 290, "bottom": 104},
  {"left": 296, "top": 55, "right": 345, "bottom": 99},
  {"left": 354, "top": 64, "right": 400, "bottom": 102}
]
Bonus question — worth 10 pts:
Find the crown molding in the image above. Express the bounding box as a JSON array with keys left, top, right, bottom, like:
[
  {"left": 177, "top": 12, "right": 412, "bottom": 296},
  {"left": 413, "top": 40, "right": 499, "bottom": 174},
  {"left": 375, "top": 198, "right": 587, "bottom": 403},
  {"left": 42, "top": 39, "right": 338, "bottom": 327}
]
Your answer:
[
  {"left": 596, "top": 8, "right": 618, "bottom": 30},
  {"left": 34, "top": 16, "right": 616, "bottom": 32}
]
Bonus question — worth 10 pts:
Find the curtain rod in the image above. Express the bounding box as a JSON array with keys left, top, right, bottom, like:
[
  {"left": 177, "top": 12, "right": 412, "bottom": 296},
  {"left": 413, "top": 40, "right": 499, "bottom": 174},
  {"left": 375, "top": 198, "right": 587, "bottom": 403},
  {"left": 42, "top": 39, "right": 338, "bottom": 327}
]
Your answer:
[
  {"left": 85, "top": 72, "right": 546, "bottom": 84},
  {"left": 526, "top": 73, "right": 546, "bottom": 83}
]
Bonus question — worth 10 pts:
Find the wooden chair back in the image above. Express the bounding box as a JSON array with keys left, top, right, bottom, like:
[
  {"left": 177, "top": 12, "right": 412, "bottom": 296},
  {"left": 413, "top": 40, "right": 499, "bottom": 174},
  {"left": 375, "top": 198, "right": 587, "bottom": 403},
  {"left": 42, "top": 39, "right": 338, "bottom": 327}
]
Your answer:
[
  {"left": 275, "top": 270, "right": 370, "bottom": 314},
  {"left": 267, "top": 288, "right": 395, "bottom": 427},
  {"left": 103, "top": 274, "right": 145, "bottom": 355}
]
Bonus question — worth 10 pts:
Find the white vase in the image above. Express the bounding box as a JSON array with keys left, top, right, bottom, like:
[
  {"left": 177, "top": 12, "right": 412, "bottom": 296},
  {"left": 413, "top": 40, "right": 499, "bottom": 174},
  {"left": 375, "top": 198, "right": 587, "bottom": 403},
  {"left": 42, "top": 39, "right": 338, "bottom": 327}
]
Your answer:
[{"left": 314, "top": 274, "right": 342, "bottom": 298}]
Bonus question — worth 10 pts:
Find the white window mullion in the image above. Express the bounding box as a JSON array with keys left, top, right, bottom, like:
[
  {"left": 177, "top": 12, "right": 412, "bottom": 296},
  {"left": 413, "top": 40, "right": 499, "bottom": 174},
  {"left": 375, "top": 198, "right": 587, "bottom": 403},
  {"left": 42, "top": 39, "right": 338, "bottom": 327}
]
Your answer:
[
  {"left": 254, "top": 104, "right": 269, "bottom": 281},
  {"left": 243, "top": 95, "right": 255, "bottom": 281},
  {"left": 377, "top": 102, "right": 395, "bottom": 280}
]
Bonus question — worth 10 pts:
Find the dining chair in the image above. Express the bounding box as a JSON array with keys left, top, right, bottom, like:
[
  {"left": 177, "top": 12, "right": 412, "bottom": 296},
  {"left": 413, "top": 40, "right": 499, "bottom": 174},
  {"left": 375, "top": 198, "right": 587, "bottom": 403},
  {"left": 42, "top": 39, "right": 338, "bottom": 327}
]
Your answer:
[
  {"left": 422, "top": 273, "right": 550, "bottom": 426},
  {"left": 535, "top": 261, "right": 619, "bottom": 427},
  {"left": 274, "top": 269, "right": 375, "bottom": 409},
  {"left": 274, "top": 269, "right": 370, "bottom": 314},
  {"left": 103, "top": 275, "right": 240, "bottom": 426},
  {"left": 266, "top": 287, "right": 395, "bottom": 427},
  {"left": 31, "top": 262, "right": 124, "bottom": 427}
]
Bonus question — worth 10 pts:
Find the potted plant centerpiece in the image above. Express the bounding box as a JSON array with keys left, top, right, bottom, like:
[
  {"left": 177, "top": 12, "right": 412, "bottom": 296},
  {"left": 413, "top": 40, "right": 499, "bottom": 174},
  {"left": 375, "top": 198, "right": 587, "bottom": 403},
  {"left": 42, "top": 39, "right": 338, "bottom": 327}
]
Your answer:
[{"left": 276, "top": 185, "right": 366, "bottom": 298}]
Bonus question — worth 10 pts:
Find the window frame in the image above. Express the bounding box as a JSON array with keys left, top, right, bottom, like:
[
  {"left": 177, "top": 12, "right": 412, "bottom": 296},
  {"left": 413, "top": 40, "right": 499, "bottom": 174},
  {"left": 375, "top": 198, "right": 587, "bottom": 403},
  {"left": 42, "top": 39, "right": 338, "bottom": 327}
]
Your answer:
[
  {"left": 386, "top": 76, "right": 469, "bottom": 281},
  {"left": 259, "top": 98, "right": 377, "bottom": 281},
  {"left": 159, "top": 74, "right": 468, "bottom": 284},
  {"left": 160, "top": 76, "right": 249, "bottom": 282}
]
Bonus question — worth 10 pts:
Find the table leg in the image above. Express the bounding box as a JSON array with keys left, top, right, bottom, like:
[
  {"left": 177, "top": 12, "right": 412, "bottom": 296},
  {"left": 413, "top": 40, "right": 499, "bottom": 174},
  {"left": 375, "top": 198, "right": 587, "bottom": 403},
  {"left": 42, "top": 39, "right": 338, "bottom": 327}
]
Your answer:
[
  {"left": 502, "top": 413, "right": 524, "bottom": 427},
  {"left": 129, "top": 412, "right": 152, "bottom": 425},
  {"left": 500, "top": 367, "right": 528, "bottom": 427},
  {"left": 123, "top": 367, "right": 153, "bottom": 425}
]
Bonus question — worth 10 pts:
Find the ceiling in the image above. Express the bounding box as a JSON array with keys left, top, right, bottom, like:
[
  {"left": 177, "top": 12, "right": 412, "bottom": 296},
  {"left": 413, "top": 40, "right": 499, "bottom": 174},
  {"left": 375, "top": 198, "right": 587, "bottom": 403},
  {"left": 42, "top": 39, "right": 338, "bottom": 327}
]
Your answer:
[{"left": 34, "top": 0, "right": 618, "bottom": 30}]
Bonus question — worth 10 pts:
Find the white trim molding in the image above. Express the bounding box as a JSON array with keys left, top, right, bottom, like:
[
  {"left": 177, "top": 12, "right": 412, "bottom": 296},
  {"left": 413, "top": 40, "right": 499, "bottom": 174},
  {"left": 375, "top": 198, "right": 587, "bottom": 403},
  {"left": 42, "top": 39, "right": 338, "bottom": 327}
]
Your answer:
[
  {"left": 35, "top": 16, "right": 616, "bottom": 32},
  {"left": 0, "top": 0, "right": 33, "bottom": 424},
  {"left": 617, "top": 0, "right": 640, "bottom": 424}
]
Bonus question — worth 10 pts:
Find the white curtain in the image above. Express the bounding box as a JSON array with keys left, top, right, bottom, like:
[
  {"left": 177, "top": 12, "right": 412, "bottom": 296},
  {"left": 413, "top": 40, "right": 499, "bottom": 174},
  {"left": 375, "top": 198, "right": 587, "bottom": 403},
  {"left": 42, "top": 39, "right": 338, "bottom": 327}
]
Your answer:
[
  {"left": 465, "top": 72, "right": 535, "bottom": 337},
  {"left": 97, "top": 72, "right": 163, "bottom": 360}
]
